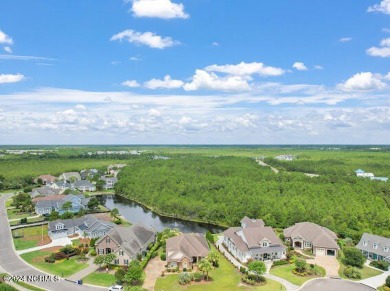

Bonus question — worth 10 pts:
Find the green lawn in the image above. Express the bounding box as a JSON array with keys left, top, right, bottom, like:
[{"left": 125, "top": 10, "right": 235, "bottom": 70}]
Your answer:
[
  {"left": 12, "top": 225, "right": 50, "bottom": 250},
  {"left": 20, "top": 249, "right": 88, "bottom": 278},
  {"left": 337, "top": 256, "right": 383, "bottom": 280},
  {"left": 7, "top": 208, "right": 35, "bottom": 220},
  {"left": 5, "top": 199, "right": 14, "bottom": 208},
  {"left": 9, "top": 216, "right": 45, "bottom": 226},
  {"left": 269, "top": 264, "right": 325, "bottom": 286},
  {"left": 155, "top": 245, "right": 285, "bottom": 291},
  {"left": 82, "top": 271, "right": 116, "bottom": 287}
]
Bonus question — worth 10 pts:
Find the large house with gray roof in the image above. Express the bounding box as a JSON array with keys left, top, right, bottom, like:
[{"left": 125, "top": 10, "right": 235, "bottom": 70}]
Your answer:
[
  {"left": 95, "top": 223, "right": 157, "bottom": 266},
  {"left": 223, "top": 217, "right": 286, "bottom": 263},
  {"left": 356, "top": 233, "right": 390, "bottom": 263},
  {"left": 30, "top": 186, "right": 61, "bottom": 198},
  {"left": 34, "top": 194, "right": 90, "bottom": 215},
  {"left": 283, "top": 222, "right": 339, "bottom": 256},
  {"left": 48, "top": 215, "right": 115, "bottom": 239},
  {"left": 166, "top": 233, "right": 210, "bottom": 270},
  {"left": 73, "top": 180, "right": 96, "bottom": 192},
  {"left": 59, "top": 172, "right": 81, "bottom": 182}
]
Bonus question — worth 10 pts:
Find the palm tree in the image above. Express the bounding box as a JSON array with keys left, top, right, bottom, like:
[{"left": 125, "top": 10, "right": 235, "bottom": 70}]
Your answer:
[
  {"left": 198, "top": 258, "right": 212, "bottom": 281},
  {"left": 206, "top": 250, "right": 219, "bottom": 267}
]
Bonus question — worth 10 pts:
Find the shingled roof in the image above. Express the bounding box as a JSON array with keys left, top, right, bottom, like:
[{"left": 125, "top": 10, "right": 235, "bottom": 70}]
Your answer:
[
  {"left": 356, "top": 233, "right": 390, "bottom": 258},
  {"left": 166, "top": 233, "right": 210, "bottom": 262},
  {"left": 241, "top": 216, "right": 265, "bottom": 228},
  {"left": 283, "top": 222, "right": 339, "bottom": 249}
]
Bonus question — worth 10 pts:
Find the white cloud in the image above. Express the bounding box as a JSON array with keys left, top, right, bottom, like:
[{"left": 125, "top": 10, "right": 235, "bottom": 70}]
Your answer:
[
  {"left": 205, "top": 62, "right": 285, "bottom": 77},
  {"left": 121, "top": 80, "right": 140, "bottom": 87},
  {"left": 129, "top": 56, "right": 141, "bottom": 61},
  {"left": 383, "top": 28, "right": 390, "bottom": 33},
  {"left": 212, "top": 42, "right": 219, "bottom": 46},
  {"left": 292, "top": 62, "right": 308, "bottom": 71},
  {"left": 0, "top": 73, "right": 24, "bottom": 84},
  {"left": 184, "top": 69, "right": 251, "bottom": 92},
  {"left": 338, "top": 72, "right": 386, "bottom": 91},
  {"left": 3, "top": 46, "right": 12, "bottom": 53},
  {"left": 144, "top": 75, "right": 184, "bottom": 89},
  {"left": 368, "top": 0, "right": 390, "bottom": 14},
  {"left": 339, "top": 37, "right": 352, "bottom": 42},
  {"left": 75, "top": 104, "right": 86, "bottom": 111},
  {"left": 0, "top": 54, "right": 56, "bottom": 61},
  {"left": 111, "top": 29, "right": 178, "bottom": 49},
  {"left": 314, "top": 65, "right": 323, "bottom": 70},
  {"left": 367, "top": 38, "right": 390, "bottom": 57},
  {"left": 131, "top": 0, "right": 189, "bottom": 19},
  {"left": 0, "top": 30, "right": 13, "bottom": 45},
  {"left": 111, "top": 61, "right": 121, "bottom": 65},
  {"left": 148, "top": 108, "right": 161, "bottom": 117}
]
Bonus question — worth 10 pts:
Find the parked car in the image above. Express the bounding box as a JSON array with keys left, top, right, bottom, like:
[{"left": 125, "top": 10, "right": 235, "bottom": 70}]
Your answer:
[{"left": 108, "top": 285, "right": 123, "bottom": 291}]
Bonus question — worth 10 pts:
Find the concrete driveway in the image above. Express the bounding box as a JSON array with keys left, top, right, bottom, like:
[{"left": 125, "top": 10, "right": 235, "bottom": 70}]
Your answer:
[
  {"left": 142, "top": 256, "right": 166, "bottom": 291},
  {"left": 307, "top": 255, "right": 340, "bottom": 278},
  {"left": 299, "top": 278, "right": 375, "bottom": 291}
]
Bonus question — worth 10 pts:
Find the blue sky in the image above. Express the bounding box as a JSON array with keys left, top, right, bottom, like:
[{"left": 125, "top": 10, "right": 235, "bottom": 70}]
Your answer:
[{"left": 0, "top": 0, "right": 389, "bottom": 144}]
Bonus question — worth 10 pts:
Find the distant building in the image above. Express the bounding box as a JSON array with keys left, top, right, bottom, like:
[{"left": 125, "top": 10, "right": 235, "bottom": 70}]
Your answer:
[
  {"left": 34, "top": 194, "right": 90, "bottom": 215},
  {"left": 30, "top": 186, "right": 61, "bottom": 198},
  {"left": 59, "top": 172, "right": 81, "bottom": 182},
  {"left": 34, "top": 175, "right": 57, "bottom": 185},
  {"left": 275, "top": 155, "right": 295, "bottom": 161},
  {"left": 73, "top": 180, "right": 96, "bottom": 192},
  {"left": 370, "top": 177, "right": 389, "bottom": 182},
  {"left": 100, "top": 176, "right": 118, "bottom": 189},
  {"left": 355, "top": 169, "right": 374, "bottom": 178}
]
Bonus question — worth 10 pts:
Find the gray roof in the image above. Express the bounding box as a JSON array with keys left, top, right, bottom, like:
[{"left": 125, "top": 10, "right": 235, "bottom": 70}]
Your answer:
[
  {"left": 61, "top": 172, "right": 81, "bottom": 181},
  {"left": 356, "top": 233, "right": 390, "bottom": 258},
  {"left": 74, "top": 180, "right": 94, "bottom": 188},
  {"left": 224, "top": 226, "right": 285, "bottom": 253},
  {"left": 31, "top": 186, "right": 61, "bottom": 197},
  {"left": 283, "top": 222, "right": 339, "bottom": 249},
  {"left": 98, "top": 223, "right": 156, "bottom": 258},
  {"left": 48, "top": 215, "right": 115, "bottom": 233},
  {"left": 166, "top": 233, "right": 210, "bottom": 262},
  {"left": 55, "top": 181, "right": 71, "bottom": 188},
  {"left": 241, "top": 216, "right": 265, "bottom": 228},
  {"left": 100, "top": 176, "right": 118, "bottom": 182}
]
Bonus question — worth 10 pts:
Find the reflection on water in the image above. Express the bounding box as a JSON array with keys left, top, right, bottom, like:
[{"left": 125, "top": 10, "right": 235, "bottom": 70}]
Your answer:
[{"left": 97, "top": 195, "right": 224, "bottom": 234}]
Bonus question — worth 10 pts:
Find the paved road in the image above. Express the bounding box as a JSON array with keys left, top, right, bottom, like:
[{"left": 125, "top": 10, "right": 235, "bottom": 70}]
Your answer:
[
  {"left": 298, "top": 278, "right": 375, "bottom": 291},
  {"left": 0, "top": 194, "right": 102, "bottom": 291}
]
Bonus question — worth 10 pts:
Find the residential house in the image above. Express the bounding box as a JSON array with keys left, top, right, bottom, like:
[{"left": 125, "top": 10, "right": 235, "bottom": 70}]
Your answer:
[
  {"left": 355, "top": 169, "right": 374, "bottom": 178},
  {"left": 95, "top": 223, "right": 156, "bottom": 266},
  {"left": 59, "top": 172, "right": 81, "bottom": 182},
  {"left": 34, "top": 175, "right": 57, "bottom": 185},
  {"left": 73, "top": 180, "right": 96, "bottom": 192},
  {"left": 48, "top": 215, "right": 115, "bottom": 239},
  {"left": 107, "top": 164, "right": 127, "bottom": 177},
  {"left": 34, "top": 194, "right": 90, "bottom": 215},
  {"left": 370, "top": 177, "right": 389, "bottom": 182},
  {"left": 100, "top": 176, "right": 118, "bottom": 189},
  {"left": 49, "top": 181, "right": 72, "bottom": 192},
  {"left": 30, "top": 186, "right": 61, "bottom": 198},
  {"left": 356, "top": 233, "right": 390, "bottom": 263},
  {"left": 166, "top": 233, "right": 210, "bottom": 270},
  {"left": 223, "top": 217, "right": 286, "bottom": 263},
  {"left": 283, "top": 222, "right": 339, "bottom": 256},
  {"left": 80, "top": 169, "right": 104, "bottom": 180}
]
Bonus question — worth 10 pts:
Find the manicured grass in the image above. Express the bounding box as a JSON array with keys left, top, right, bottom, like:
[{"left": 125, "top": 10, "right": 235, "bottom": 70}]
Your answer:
[
  {"left": 9, "top": 216, "right": 45, "bottom": 226},
  {"left": 20, "top": 249, "right": 88, "bottom": 278},
  {"left": 72, "top": 239, "right": 81, "bottom": 246},
  {"left": 7, "top": 208, "right": 35, "bottom": 220},
  {"left": 337, "top": 257, "right": 383, "bottom": 280},
  {"left": 155, "top": 245, "right": 285, "bottom": 291},
  {"left": 82, "top": 271, "right": 116, "bottom": 287},
  {"left": 5, "top": 199, "right": 14, "bottom": 208},
  {"left": 12, "top": 225, "right": 50, "bottom": 250},
  {"left": 269, "top": 264, "right": 325, "bottom": 286}
]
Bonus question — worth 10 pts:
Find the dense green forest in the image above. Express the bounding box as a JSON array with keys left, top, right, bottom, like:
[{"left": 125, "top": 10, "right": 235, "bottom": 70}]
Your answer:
[{"left": 115, "top": 155, "right": 390, "bottom": 240}]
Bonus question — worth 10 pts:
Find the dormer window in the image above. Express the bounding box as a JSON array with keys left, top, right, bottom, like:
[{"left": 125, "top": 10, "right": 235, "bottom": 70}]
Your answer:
[
  {"left": 262, "top": 241, "right": 269, "bottom": 247},
  {"left": 363, "top": 241, "right": 367, "bottom": 246},
  {"left": 373, "top": 243, "right": 378, "bottom": 249},
  {"left": 384, "top": 247, "right": 389, "bottom": 252}
]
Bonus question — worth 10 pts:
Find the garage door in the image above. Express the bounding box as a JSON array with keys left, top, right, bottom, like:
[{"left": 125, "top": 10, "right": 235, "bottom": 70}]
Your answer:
[{"left": 316, "top": 248, "right": 325, "bottom": 256}]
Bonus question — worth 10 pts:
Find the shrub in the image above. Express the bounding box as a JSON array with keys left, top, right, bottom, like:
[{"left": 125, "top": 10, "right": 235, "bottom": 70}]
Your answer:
[
  {"left": 60, "top": 244, "right": 75, "bottom": 255},
  {"left": 151, "top": 251, "right": 158, "bottom": 258},
  {"left": 344, "top": 266, "right": 361, "bottom": 279},
  {"left": 54, "top": 252, "right": 68, "bottom": 260},
  {"left": 20, "top": 218, "right": 27, "bottom": 224},
  {"left": 193, "top": 272, "right": 203, "bottom": 282},
  {"left": 272, "top": 260, "right": 289, "bottom": 267},
  {"left": 115, "top": 268, "right": 126, "bottom": 284},
  {"left": 386, "top": 275, "right": 390, "bottom": 287},
  {"left": 242, "top": 276, "right": 255, "bottom": 285},
  {"left": 369, "top": 260, "right": 390, "bottom": 271},
  {"left": 90, "top": 238, "right": 97, "bottom": 247},
  {"left": 239, "top": 266, "right": 248, "bottom": 274},
  {"left": 294, "top": 258, "right": 307, "bottom": 273},
  {"left": 44, "top": 256, "right": 55, "bottom": 263},
  {"left": 343, "top": 247, "right": 365, "bottom": 268},
  {"left": 79, "top": 243, "right": 84, "bottom": 248},
  {"left": 160, "top": 253, "right": 166, "bottom": 261},
  {"left": 90, "top": 250, "right": 97, "bottom": 256},
  {"left": 178, "top": 272, "right": 191, "bottom": 285},
  {"left": 183, "top": 268, "right": 187, "bottom": 272},
  {"left": 247, "top": 274, "right": 266, "bottom": 283}
]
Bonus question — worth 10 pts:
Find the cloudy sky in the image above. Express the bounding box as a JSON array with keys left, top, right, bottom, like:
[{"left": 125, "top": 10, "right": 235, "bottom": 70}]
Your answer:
[{"left": 0, "top": 0, "right": 389, "bottom": 144}]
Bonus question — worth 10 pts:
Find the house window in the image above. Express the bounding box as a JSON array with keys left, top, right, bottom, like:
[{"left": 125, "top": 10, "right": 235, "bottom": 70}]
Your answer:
[
  {"left": 262, "top": 241, "right": 269, "bottom": 247},
  {"left": 98, "top": 248, "right": 104, "bottom": 255},
  {"left": 106, "top": 237, "right": 110, "bottom": 243},
  {"left": 304, "top": 242, "right": 312, "bottom": 248},
  {"left": 373, "top": 243, "right": 378, "bottom": 249},
  {"left": 384, "top": 247, "right": 388, "bottom": 252},
  {"left": 114, "top": 259, "right": 119, "bottom": 265},
  {"left": 363, "top": 241, "right": 367, "bottom": 246},
  {"left": 124, "top": 259, "right": 129, "bottom": 265},
  {"left": 119, "top": 250, "right": 124, "bottom": 256}
]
